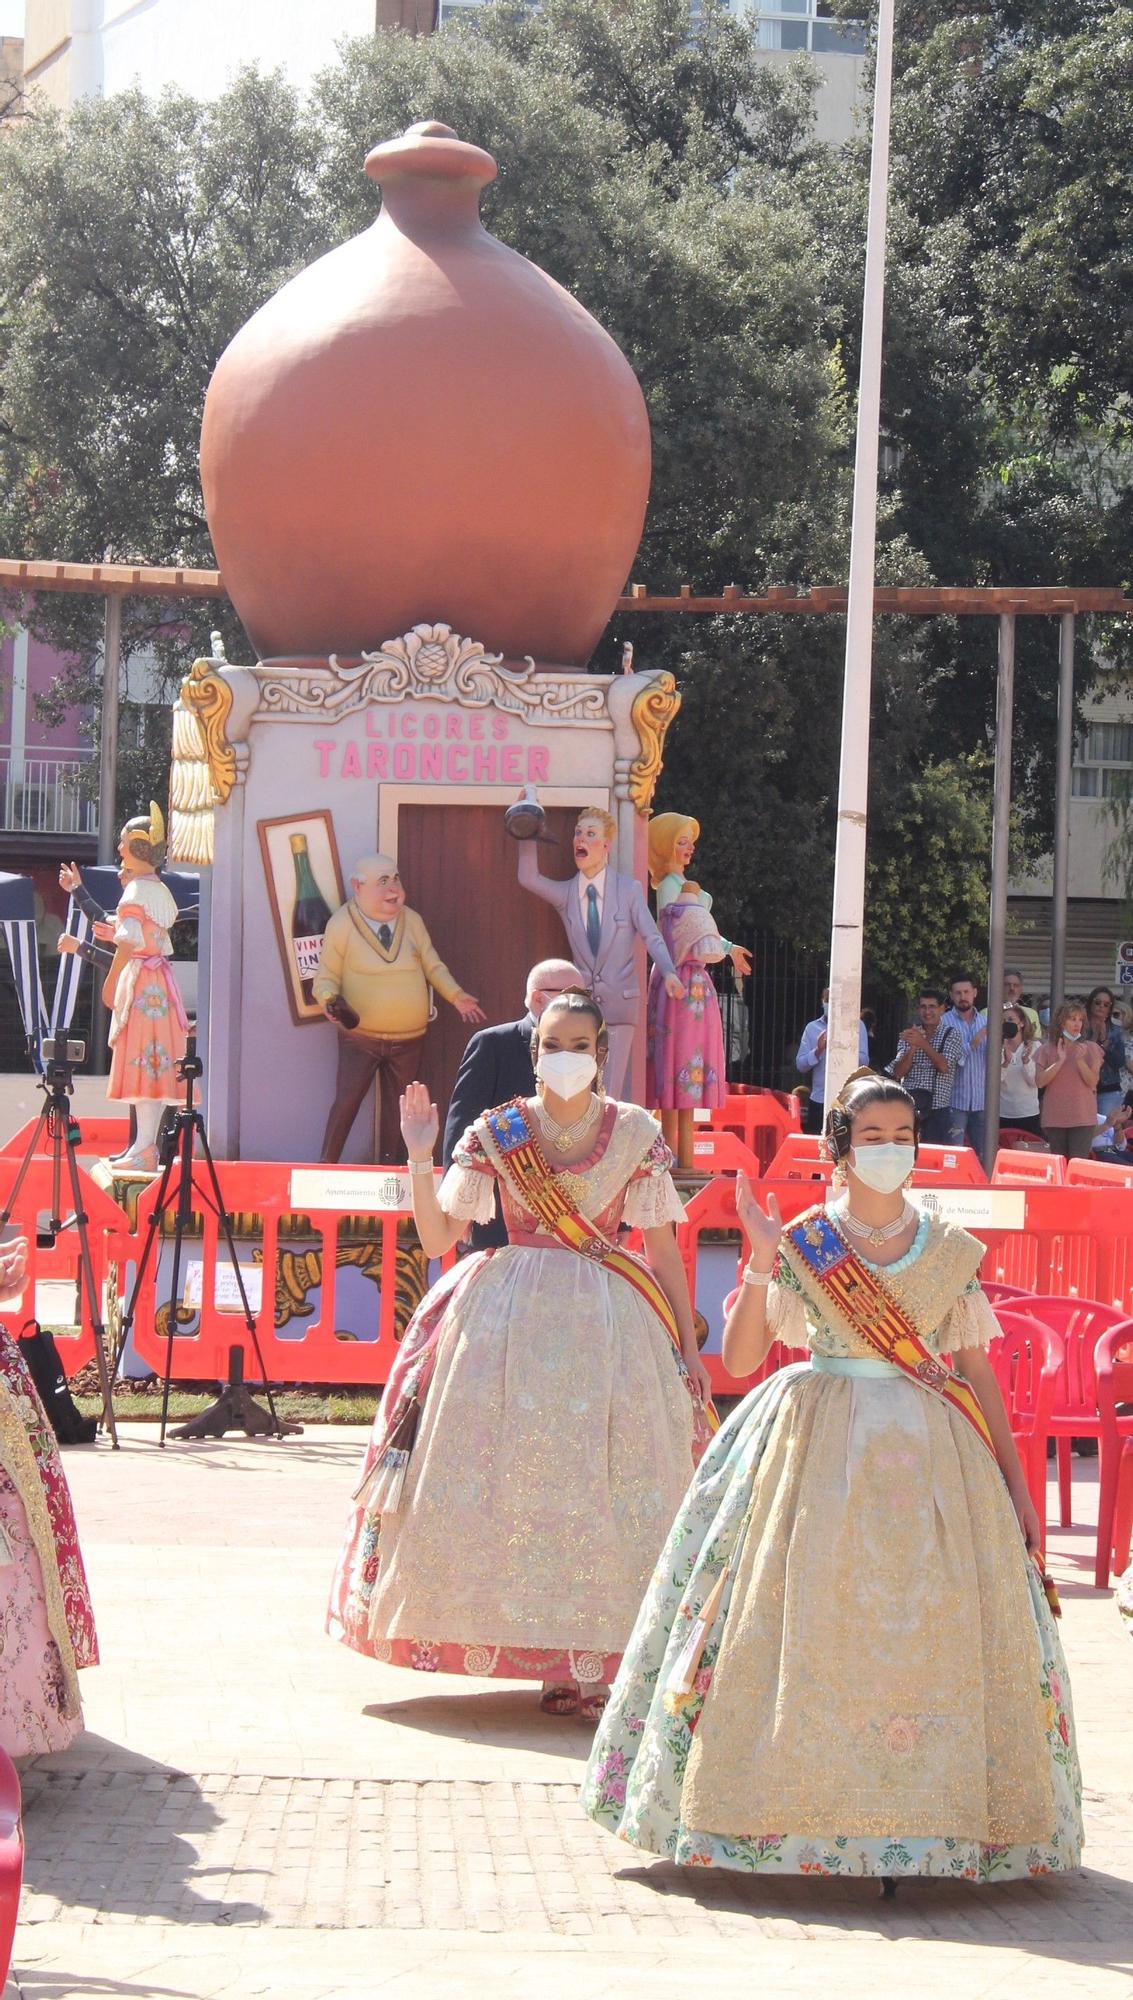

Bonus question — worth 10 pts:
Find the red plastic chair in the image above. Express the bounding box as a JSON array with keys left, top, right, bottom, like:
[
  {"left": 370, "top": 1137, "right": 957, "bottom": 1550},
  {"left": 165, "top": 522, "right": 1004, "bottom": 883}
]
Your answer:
[
  {"left": 1022, "top": 1295, "right": 1133, "bottom": 1526},
  {"left": 913, "top": 1144, "right": 988, "bottom": 1185},
  {"left": 987, "top": 1310, "right": 1065, "bottom": 1551},
  {"left": 992, "top": 1149, "right": 1068, "bottom": 1186},
  {"left": 1109, "top": 1443, "right": 1133, "bottom": 1585},
  {"left": 998, "top": 1128, "right": 1051, "bottom": 1152},
  {"left": 0, "top": 1747, "right": 22, "bottom": 1988},
  {"left": 1066, "top": 1155, "right": 1133, "bottom": 1189},
  {"left": 1093, "top": 1326, "right": 1133, "bottom": 1587},
  {"left": 983, "top": 1280, "right": 1032, "bottom": 1304}
]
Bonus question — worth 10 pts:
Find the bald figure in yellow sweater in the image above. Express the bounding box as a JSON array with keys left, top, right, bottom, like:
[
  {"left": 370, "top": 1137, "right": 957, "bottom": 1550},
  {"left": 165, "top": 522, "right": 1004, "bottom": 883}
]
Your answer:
[{"left": 314, "top": 855, "right": 484, "bottom": 1164}]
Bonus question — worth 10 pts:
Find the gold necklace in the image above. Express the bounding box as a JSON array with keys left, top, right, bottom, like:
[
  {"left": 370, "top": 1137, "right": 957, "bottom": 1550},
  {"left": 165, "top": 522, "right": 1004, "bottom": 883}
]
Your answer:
[{"left": 534, "top": 1093, "right": 601, "bottom": 1155}]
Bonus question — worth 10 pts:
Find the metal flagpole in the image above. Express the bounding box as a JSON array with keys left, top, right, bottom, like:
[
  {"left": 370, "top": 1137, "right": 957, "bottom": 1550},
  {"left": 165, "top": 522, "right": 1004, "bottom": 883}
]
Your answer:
[
  {"left": 824, "top": 0, "right": 897, "bottom": 1109},
  {"left": 92, "top": 591, "right": 122, "bottom": 1076},
  {"left": 984, "top": 613, "right": 1017, "bottom": 1171},
  {"left": 97, "top": 593, "right": 122, "bottom": 866},
  {"left": 1049, "top": 611, "right": 1075, "bottom": 1011}
]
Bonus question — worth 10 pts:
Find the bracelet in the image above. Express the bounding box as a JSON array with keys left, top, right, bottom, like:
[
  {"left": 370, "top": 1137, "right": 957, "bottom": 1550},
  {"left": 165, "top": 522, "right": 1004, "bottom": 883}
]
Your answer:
[
  {"left": 741, "top": 1264, "right": 774, "bottom": 1289},
  {"left": 407, "top": 1159, "right": 435, "bottom": 1176}
]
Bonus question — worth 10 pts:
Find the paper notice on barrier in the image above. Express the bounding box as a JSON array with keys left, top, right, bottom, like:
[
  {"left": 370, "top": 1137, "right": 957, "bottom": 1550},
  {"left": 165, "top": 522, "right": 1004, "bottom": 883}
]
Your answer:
[
  {"left": 181, "top": 1261, "right": 264, "bottom": 1314},
  {"left": 289, "top": 1167, "right": 416, "bottom": 1211},
  {"left": 908, "top": 1189, "right": 1027, "bottom": 1231}
]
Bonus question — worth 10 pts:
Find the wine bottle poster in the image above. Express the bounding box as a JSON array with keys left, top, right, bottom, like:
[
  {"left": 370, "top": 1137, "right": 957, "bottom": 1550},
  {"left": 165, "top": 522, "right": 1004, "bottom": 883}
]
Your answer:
[{"left": 257, "top": 810, "right": 347, "bottom": 1026}]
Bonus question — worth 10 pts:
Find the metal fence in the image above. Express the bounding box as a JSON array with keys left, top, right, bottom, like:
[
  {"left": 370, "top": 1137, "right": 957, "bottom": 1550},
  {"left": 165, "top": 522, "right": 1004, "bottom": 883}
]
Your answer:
[
  {"left": 716, "top": 929, "right": 909, "bottom": 1092},
  {"left": 0, "top": 753, "right": 98, "bottom": 836}
]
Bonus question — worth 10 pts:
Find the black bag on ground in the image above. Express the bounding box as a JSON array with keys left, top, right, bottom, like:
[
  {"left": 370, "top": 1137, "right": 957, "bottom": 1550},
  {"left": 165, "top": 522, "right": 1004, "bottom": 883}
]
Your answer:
[{"left": 17, "top": 1321, "right": 98, "bottom": 1445}]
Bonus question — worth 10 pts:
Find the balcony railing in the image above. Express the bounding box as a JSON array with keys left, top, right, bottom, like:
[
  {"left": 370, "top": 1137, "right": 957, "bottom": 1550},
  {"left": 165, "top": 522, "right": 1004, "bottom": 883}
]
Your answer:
[{"left": 0, "top": 752, "right": 99, "bottom": 836}]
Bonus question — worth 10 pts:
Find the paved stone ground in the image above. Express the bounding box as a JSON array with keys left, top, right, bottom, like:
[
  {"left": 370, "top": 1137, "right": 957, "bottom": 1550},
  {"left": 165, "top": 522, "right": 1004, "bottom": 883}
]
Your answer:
[{"left": 1, "top": 1425, "right": 1130, "bottom": 2000}]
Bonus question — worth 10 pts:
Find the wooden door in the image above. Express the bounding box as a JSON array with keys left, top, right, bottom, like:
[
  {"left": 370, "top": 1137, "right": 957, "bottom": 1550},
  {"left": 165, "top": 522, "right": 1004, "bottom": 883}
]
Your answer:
[{"left": 397, "top": 803, "right": 579, "bottom": 1115}]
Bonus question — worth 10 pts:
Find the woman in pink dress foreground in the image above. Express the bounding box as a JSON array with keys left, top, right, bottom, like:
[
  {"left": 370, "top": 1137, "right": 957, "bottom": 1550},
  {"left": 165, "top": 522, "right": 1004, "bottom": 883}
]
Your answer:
[
  {"left": 329, "top": 991, "right": 712, "bottom": 1718},
  {"left": 0, "top": 1239, "right": 97, "bottom": 1761}
]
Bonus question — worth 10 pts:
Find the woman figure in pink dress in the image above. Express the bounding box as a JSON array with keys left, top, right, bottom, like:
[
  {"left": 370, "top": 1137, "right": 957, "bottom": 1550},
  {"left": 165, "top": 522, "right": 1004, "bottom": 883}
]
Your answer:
[
  {"left": 646, "top": 813, "right": 751, "bottom": 1169},
  {"left": 61, "top": 803, "right": 188, "bottom": 1172},
  {"left": 0, "top": 1238, "right": 97, "bottom": 1760}
]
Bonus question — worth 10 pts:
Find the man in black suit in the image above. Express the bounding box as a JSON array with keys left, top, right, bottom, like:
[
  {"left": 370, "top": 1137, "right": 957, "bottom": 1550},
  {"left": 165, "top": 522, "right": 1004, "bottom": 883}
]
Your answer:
[{"left": 442, "top": 957, "right": 582, "bottom": 1250}]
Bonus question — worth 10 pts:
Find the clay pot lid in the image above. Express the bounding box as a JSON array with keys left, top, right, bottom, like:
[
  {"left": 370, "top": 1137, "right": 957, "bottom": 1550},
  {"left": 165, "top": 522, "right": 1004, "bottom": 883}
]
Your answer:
[{"left": 365, "top": 121, "right": 498, "bottom": 191}]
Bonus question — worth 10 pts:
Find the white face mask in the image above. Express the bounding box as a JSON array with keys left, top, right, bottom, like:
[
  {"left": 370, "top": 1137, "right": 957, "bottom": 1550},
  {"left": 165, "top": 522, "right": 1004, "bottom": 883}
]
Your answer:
[
  {"left": 536, "top": 1049, "right": 598, "bottom": 1099},
  {"left": 849, "top": 1143, "right": 916, "bottom": 1195}
]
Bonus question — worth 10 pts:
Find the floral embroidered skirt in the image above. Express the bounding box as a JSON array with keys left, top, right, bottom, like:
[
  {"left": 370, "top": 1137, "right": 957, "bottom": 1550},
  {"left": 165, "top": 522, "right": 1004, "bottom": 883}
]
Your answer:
[
  {"left": 1, "top": 1469, "right": 83, "bottom": 1760},
  {"left": 328, "top": 1245, "right": 695, "bottom": 1681},
  {"left": 646, "top": 954, "right": 726, "bottom": 1113},
  {"left": 108, "top": 956, "right": 187, "bottom": 1103},
  {"left": 582, "top": 1364, "right": 1083, "bottom": 1880}
]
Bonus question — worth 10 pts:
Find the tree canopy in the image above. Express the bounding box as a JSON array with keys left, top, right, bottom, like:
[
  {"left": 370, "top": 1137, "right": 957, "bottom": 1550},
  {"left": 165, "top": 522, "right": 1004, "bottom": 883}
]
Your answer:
[{"left": 0, "top": 0, "right": 1129, "bottom": 999}]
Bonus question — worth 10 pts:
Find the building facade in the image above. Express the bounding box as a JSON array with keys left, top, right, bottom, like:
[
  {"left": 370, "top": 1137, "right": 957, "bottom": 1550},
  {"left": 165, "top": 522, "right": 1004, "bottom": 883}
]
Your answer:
[
  {"left": 22, "top": 0, "right": 867, "bottom": 142},
  {"left": 1009, "top": 683, "right": 1133, "bottom": 1007}
]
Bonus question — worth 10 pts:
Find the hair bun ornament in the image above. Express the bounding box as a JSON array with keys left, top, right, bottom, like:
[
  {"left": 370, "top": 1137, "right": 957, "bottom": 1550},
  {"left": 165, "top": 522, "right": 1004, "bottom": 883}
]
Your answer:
[{"left": 832, "top": 1065, "right": 876, "bottom": 1109}]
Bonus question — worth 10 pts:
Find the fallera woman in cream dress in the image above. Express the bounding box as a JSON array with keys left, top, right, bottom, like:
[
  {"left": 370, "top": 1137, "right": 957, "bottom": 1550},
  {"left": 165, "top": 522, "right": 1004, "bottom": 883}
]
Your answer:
[
  {"left": 330, "top": 993, "right": 710, "bottom": 1714},
  {"left": 583, "top": 1074, "right": 1082, "bottom": 1882}
]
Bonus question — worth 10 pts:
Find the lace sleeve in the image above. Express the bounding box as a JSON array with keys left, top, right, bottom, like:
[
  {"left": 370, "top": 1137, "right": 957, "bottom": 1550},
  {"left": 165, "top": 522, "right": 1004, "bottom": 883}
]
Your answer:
[
  {"left": 723, "top": 1254, "right": 809, "bottom": 1349},
  {"left": 622, "top": 1168, "right": 686, "bottom": 1229},
  {"left": 939, "top": 1278, "right": 997, "bottom": 1352},
  {"left": 436, "top": 1127, "right": 497, "bottom": 1226},
  {"left": 766, "top": 1255, "right": 809, "bottom": 1348},
  {"left": 622, "top": 1131, "right": 686, "bottom": 1229}
]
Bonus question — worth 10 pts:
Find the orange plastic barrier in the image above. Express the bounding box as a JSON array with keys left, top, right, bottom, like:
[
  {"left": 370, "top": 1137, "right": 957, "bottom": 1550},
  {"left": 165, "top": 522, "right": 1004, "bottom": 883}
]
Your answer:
[
  {"left": 763, "top": 1134, "right": 834, "bottom": 1183},
  {"left": 0, "top": 1114, "right": 131, "bottom": 1160},
  {"left": 677, "top": 1178, "right": 831, "bottom": 1395},
  {"left": 707, "top": 1090, "right": 799, "bottom": 1172},
  {"left": 993, "top": 1149, "right": 1067, "bottom": 1187},
  {"left": 120, "top": 1160, "right": 457, "bottom": 1388},
  {"left": 9, "top": 1151, "right": 1133, "bottom": 1393},
  {"left": 0, "top": 1158, "right": 129, "bottom": 1372},
  {"left": 688, "top": 1130, "right": 763, "bottom": 1179}
]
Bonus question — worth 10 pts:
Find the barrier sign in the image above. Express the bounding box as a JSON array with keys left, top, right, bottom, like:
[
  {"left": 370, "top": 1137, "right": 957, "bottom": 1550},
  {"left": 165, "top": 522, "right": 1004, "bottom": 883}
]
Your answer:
[
  {"left": 289, "top": 1166, "right": 417, "bottom": 1211},
  {"left": 1117, "top": 940, "right": 1133, "bottom": 986},
  {"left": 909, "top": 1188, "right": 1027, "bottom": 1230},
  {"left": 182, "top": 1261, "right": 264, "bottom": 1314}
]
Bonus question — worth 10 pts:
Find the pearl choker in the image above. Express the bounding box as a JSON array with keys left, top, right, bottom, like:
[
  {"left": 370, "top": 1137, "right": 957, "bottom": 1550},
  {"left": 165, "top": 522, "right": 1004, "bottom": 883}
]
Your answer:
[{"left": 833, "top": 1197, "right": 916, "bottom": 1249}]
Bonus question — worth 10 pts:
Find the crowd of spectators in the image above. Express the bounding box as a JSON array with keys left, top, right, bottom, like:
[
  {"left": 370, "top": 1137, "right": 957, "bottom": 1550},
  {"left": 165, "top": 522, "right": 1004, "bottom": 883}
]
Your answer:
[{"left": 795, "top": 970, "right": 1133, "bottom": 1164}]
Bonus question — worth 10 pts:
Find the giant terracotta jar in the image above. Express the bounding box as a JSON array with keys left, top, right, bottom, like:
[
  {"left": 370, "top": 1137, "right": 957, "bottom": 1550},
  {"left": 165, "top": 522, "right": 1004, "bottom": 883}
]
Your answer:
[{"left": 200, "top": 121, "right": 651, "bottom": 668}]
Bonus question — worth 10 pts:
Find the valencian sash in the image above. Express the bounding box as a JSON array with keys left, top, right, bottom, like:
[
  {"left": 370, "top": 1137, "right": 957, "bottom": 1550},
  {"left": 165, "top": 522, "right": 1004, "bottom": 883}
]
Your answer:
[
  {"left": 785, "top": 1207, "right": 995, "bottom": 1457},
  {"left": 484, "top": 1099, "right": 719, "bottom": 1433}
]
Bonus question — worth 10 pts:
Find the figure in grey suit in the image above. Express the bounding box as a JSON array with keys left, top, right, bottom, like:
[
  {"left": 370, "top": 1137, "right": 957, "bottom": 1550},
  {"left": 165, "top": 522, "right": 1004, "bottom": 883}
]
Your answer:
[{"left": 517, "top": 804, "right": 682, "bottom": 1099}]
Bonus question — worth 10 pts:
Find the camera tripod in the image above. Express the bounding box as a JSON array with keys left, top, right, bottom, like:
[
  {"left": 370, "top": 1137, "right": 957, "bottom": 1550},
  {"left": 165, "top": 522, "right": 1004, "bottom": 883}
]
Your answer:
[
  {"left": 112, "top": 1039, "right": 300, "bottom": 1447},
  {"left": 0, "top": 1049, "right": 119, "bottom": 1446}
]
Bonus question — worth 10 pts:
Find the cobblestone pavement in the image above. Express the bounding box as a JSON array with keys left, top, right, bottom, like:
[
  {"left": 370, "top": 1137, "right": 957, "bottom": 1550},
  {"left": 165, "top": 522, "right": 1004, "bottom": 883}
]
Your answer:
[
  {"left": 3, "top": 1424, "right": 1132, "bottom": 1999},
  {"left": 13, "top": 1766, "right": 1133, "bottom": 1947}
]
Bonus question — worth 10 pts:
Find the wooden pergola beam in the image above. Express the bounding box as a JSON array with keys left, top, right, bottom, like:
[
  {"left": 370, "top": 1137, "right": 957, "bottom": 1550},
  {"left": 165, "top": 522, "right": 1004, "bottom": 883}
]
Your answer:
[
  {"left": 0, "top": 558, "right": 226, "bottom": 598},
  {"left": 617, "top": 583, "right": 1133, "bottom": 616},
  {"left": 1, "top": 557, "right": 1130, "bottom": 618}
]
